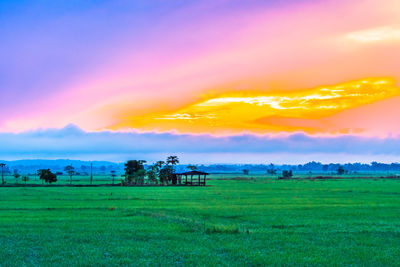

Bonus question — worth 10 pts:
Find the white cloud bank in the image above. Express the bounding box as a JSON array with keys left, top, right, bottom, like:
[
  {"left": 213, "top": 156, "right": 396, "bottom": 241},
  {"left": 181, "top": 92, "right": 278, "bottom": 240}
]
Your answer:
[{"left": 0, "top": 125, "right": 400, "bottom": 164}]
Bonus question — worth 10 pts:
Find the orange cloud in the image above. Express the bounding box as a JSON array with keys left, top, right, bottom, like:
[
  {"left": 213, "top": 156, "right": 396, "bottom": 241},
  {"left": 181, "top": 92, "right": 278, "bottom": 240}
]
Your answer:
[{"left": 110, "top": 78, "right": 400, "bottom": 135}]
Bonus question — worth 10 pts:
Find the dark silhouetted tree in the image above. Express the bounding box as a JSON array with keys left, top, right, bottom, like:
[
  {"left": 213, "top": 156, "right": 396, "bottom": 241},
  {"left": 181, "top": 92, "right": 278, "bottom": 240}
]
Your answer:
[
  {"left": 337, "top": 166, "right": 345, "bottom": 175},
  {"left": 13, "top": 170, "right": 20, "bottom": 184},
  {"left": 147, "top": 161, "right": 164, "bottom": 185},
  {"left": 146, "top": 168, "right": 157, "bottom": 184},
  {"left": 166, "top": 156, "right": 179, "bottom": 171},
  {"left": 243, "top": 169, "right": 249, "bottom": 175},
  {"left": 38, "top": 169, "right": 57, "bottom": 184},
  {"left": 282, "top": 170, "right": 293, "bottom": 178},
  {"left": 267, "top": 164, "right": 277, "bottom": 175},
  {"left": 0, "top": 163, "right": 5, "bottom": 184},
  {"left": 159, "top": 165, "right": 173, "bottom": 185},
  {"left": 64, "top": 165, "right": 75, "bottom": 184},
  {"left": 155, "top": 161, "right": 165, "bottom": 169},
  {"left": 124, "top": 160, "right": 146, "bottom": 185}
]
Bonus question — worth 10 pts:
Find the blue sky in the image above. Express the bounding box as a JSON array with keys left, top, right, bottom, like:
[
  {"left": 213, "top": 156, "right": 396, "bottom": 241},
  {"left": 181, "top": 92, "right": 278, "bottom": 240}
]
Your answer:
[{"left": 1, "top": 0, "right": 400, "bottom": 163}]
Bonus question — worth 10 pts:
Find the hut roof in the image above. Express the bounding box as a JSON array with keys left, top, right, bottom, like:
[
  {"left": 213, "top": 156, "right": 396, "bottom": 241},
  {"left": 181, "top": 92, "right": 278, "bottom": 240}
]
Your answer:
[{"left": 175, "top": 171, "right": 209, "bottom": 175}]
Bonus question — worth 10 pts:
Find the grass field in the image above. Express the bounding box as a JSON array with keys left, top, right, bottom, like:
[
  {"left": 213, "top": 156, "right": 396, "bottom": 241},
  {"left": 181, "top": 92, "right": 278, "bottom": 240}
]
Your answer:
[
  {"left": 1, "top": 177, "right": 400, "bottom": 266},
  {"left": 2, "top": 171, "right": 399, "bottom": 186}
]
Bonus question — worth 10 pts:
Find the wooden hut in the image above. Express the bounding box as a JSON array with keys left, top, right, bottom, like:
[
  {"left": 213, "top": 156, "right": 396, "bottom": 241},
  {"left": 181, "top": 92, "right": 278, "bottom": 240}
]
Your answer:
[{"left": 175, "top": 171, "right": 209, "bottom": 186}]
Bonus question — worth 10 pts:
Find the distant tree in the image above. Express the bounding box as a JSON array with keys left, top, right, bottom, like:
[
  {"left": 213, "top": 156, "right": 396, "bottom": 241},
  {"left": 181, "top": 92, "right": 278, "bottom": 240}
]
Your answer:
[
  {"left": 110, "top": 170, "right": 117, "bottom": 184},
  {"left": 22, "top": 176, "right": 29, "bottom": 185},
  {"left": 322, "top": 164, "right": 329, "bottom": 172},
  {"left": 0, "top": 163, "right": 5, "bottom": 184},
  {"left": 243, "top": 169, "right": 249, "bottom": 175},
  {"left": 38, "top": 169, "right": 57, "bottom": 184},
  {"left": 282, "top": 170, "right": 293, "bottom": 178},
  {"left": 267, "top": 164, "right": 277, "bottom": 175},
  {"left": 337, "top": 166, "right": 345, "bottom": 175},
  {"left": 13, "top": 170, "right": 20, "bottom": 184},
  {"left": 124, "top": 160, "right": 146, "bottom": 185},
  {"left": 64, "top": 165, "right": 75, "bottom": 184},
  {"left": 187, "top": 165, "right": 197, "bottom": 171}
]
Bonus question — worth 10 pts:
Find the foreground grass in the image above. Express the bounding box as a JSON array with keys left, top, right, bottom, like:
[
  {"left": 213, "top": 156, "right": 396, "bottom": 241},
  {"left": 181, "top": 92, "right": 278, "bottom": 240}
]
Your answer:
[{"left": 0, "top": 179, "right": 400, "bottom": 266}]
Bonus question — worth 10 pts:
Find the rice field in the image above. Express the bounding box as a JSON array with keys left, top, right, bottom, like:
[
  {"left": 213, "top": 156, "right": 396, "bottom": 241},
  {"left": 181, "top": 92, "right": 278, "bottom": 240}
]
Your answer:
[{"left": 0, "top": 176, "right": 400, "bottom": 266}]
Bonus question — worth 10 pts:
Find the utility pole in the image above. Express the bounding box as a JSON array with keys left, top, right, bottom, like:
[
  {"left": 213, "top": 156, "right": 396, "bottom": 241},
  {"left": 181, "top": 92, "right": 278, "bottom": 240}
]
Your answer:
[
  {"left": 90, "top": 162, "right": 93, "bottom": 185},
  {"left": 0, "top": 163, "right": 5, "bottom": 185}
]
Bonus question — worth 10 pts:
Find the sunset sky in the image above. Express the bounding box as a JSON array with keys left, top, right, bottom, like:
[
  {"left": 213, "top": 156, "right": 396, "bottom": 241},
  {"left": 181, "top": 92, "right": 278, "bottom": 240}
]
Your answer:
[{"left": 1, "top": 0, "right": 400, "bottom": 163}]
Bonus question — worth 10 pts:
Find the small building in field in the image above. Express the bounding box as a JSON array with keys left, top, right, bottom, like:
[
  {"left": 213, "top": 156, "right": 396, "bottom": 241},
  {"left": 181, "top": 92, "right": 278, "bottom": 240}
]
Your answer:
[{"left": 174, "top": 171, "right": 209, "bottom": 186}]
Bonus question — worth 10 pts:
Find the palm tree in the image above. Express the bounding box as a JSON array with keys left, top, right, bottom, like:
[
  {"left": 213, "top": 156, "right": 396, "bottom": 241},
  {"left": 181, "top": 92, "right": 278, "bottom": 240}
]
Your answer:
[
  {"left": 166, "top": 156, "right": 179, "bottom": 171},
  {"left": 166, "top": 156, "right": 179, "bottom": 185},
  {"left": 0, "top": 163, "right": 5, "bottom": 185}
]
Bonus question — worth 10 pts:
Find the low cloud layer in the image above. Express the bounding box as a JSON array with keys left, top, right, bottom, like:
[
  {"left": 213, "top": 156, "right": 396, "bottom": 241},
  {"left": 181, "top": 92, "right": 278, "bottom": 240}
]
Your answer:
[{"left": 0, "top": 125, "right": 400, "bottom": 164}]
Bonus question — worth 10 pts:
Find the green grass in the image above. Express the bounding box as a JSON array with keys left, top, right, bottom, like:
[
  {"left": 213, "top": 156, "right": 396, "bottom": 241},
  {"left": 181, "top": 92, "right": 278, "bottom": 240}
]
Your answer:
[
  {"left": 1, "top": 178, "right": 400, "bottom": 266},
  {"left": 3, "top": 171, "right": 398, "bottom": 186}
]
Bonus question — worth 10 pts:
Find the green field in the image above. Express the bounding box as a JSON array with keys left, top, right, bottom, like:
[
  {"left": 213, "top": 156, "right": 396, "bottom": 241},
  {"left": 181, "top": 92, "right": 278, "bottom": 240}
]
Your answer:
[
  {"left": 1, "top": 178, "right": 400, "bottom": 266},
  {"left": 3, "top": 171, "right": 398, "bottom": 186}
]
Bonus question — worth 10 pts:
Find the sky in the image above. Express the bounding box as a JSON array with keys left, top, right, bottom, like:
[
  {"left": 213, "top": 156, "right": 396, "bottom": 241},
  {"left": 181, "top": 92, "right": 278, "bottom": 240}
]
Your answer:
[{"left": 1, "top": 0, "right": 400, "bottom": 163}]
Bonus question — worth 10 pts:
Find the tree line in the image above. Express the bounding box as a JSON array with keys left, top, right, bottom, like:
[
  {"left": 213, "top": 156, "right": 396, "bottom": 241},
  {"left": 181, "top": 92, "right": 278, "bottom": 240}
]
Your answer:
[{"left": 0, "top": 156, "right": 184, "bottom": 185}]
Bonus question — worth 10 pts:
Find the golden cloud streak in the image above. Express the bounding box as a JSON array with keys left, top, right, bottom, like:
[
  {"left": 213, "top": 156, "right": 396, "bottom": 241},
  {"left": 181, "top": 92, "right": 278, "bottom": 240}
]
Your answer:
[{"left": 111, "top": 78, "right": 400, "bottom": 134}]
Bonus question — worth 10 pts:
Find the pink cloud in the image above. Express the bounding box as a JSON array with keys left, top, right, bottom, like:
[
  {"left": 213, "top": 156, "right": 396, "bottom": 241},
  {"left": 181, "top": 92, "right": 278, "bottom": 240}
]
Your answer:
[{"left": 2, "top": 0, "right": 400, "bottom": 137}]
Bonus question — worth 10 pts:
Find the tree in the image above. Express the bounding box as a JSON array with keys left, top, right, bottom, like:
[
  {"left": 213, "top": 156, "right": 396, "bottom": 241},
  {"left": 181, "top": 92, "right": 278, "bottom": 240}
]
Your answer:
[
  {"left": 159, "top": 165, "right": 173, "bottom": 185},
  {"left": 22, "top": 176, "right": 29, "bottom": 185},
  {"left": 110, "top": 170, "right": 117, "bottom": 184},
  {"left": 64, "top": 165, "right": 75, "bottom": 184},
  {"left": 155, "top": 161, "right": 165, "bottom": 170},
  {"left": 166, "top": 156, "right": 179, "bottom": 171},
  {"left": 146, "top": 169, "right": 157, "bottom": 184},
  {"left": 0, "top": 163, "right": 5, "bottom": 184},
  {"left": 13, "top": 170, "right": 20, "bottom": 184},
  {"left": 124, "top": 160, "right": 146, "bottom": 185},
  {"left": 337, "top": 166, "right": 345, "bottom": 175},
  {"left": 146, "top": 162, "right": 165, "bottom": 185},
  {"left": 243, "top": 169, "right": 249, "bottom": 175},
  {"left": 38, "top": 169, "right": 57, "bottom": 184},
  {"left": 90, "top": 162, "right": 93, "bottom": 185},
  {"left": 322, "top": 164, "right": 329, "bottom": 172},
  {"left": 267, "top": 164, "right": 277, "bottom": 175},
  {"left": 282, "top": 170, "right": 293, "bottom": 178},
  {"left": 187, "top": 165, "right": 197, "bottom": 171}
]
